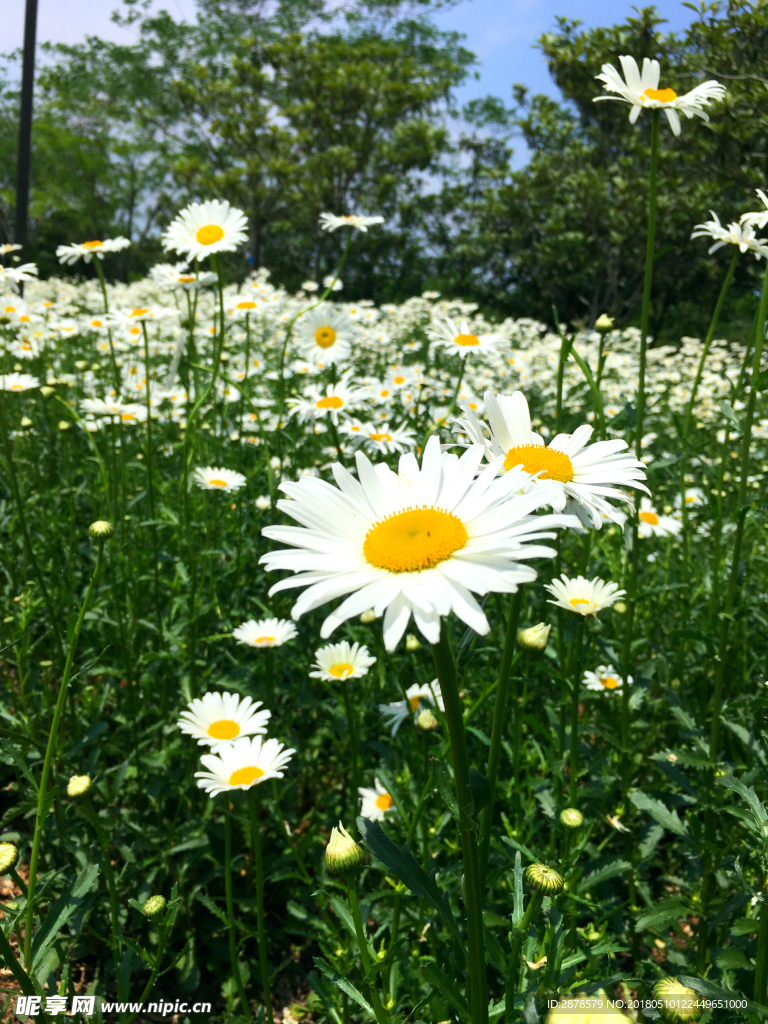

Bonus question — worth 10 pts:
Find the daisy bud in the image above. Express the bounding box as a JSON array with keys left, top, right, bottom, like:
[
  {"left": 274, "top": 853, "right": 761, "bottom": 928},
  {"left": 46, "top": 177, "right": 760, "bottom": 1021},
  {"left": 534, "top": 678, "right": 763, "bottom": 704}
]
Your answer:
[
  {"left": 524, "top": 863, "right": 564, "bottom": 896},
  {"left": 559, "top": 807, "right": 584, "bottom": 830},
  {"left": 359, "top": 609, "right": 378, "bottom": 624},
  {"left": 405, "top": 633, "right": 421, "bottom": 651},
  {"left": 67, "top": 774, "right": 92, "bottom": 798},
  {"left": 416, "top": 708, "right": 438, "bottom": 731},
  {"left": 40, "top": 386, "right": 55, "bottom": 398},
  {"left": 595, "top": 314, "right": 614, "bottom": 332},
  {"left": 0, "top": 842, "right": 19, "bottom": 874},
  {"left": 90, "top": 363, "right": 101, "bottom": 372},
  {"left": 652, "top": 977, "right": 701, "bottom": 1023},
  {"left": 89, "top": 520, "right": 115, "bottom": 540},
  {"left": 325, "top": 822, "right": 364, "bottom": 875},
  {"left": 613, "top": 601, "right": 627, "bottom": 614},
  {"left": 20, "top": 416, "right": 33, "bottom": 429},
  {"left": 75, "top": 360, "right": 88, "bottom": 371},
  {"left": 142, "top": 895, "right": 167, "bottom": 919},
  {"left": 58, "top": 420, "right": 70, "bottom": 431},
  {"left": 517, "top": 622, "right": 551, "bottom": 652}
]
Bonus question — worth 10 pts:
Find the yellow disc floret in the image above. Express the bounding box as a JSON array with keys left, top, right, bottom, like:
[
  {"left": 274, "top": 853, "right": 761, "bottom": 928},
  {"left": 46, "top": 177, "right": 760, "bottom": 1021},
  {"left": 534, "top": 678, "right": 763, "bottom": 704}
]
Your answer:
[
  {"left": 601, "top": 675, "right": 620, "bottom": 690},
  {"left": 454, "top": 333, "right": 480, "bottom": 347},
  {"left": 639, "top": 510, "right": 659, "bottom": 525},
  {"left": 229, "top": 765, "right": 264, "bottom": 786},
  {"left": 316, "top": 395, "right": 343, "bottom": 409},
  {"left": 196, "top": 224, "right": 225, "bottom": 246},
  {"left": 208, "top": 719, "right": 241, "bottom": 740},
  {"left": 503, "top": 444, "right": 574, "bottom": 482},
  {"left": 375, "top": 792, "right": 394, "bottom": 811},
  {"left": 315, "top": 326, "right": 337, "bottom": 348},
  {"left": 644, "top": 87, "right": 677, "bottom": 103},
  {"left": 329, "top": 662, "right": 354, "bottom": 678},
  {"left": 364, "top": 507, "right": 469, "bottom": 573}
]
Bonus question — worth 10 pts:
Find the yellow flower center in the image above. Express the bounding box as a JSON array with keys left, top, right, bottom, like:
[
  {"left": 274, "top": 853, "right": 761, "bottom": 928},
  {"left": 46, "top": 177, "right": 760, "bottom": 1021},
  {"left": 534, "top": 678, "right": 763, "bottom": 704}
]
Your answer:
[
  {"left": 375, "top": 792, "right": 394, "bottom": 811},
  {"left": 121, "top": 413, "right": 136, "bottom": 421},
  {"left": 393, "top": 375, "right": 405, "bottom": 384},
  {"left": 503, "top": 444, "right": 574, "bottom": 481},
  {"left": 409, "top": 696, "right": 422, "bottom": 711},
  {"left": 91, "top": 319, "right": 103, "bottom": 327},
  {"left": 643, "top": 87, "right": 677, "bottom": 103},
  {"left": 380, "top": 389, "right": 390, "bottom": 397},
  {"left": 329, "top": 662, "right": 354, "bottom": 678},
  {"left": 639, "top": 511, "right": 659, "bottom": 525},
  {"left": 237, "top": 301, "right": 257, "bottom": 310},
  {"left": 208, "top": 719, "right": 241, "bottom": 740},
  {"left": 129, "top": 327, "right": 141, "bottom": 335},
  {"left": 369, "top": 433, "right": 392, "bottom": 442},
  {"left": 11, "top": 384, "right": 24, "bottom": 391},
  {"left": 19, "top": 317, "right": 30, "bottom": 323},
  {"left": 82, "top": 240, "right": 103, "bottom": 249},
  {"left": 256, "top": 635, "right": 276, "bottom": 645},
  {"left": 364, "top": 507, "right": 468, "bottom": 573},
  {"left": 454, "top": 333, "right": 479, "bottom": 347},
  {"left": 228, "top": 766, "right": 264, "bottom": 786},
  {"left": 569, "top": 597, "right": 590, "bottom": 608},
  {"left": 208, "top": 478, "right": 228, "bottom": 487},
  {"left": 316, "top": 395, "right": 343, "bottom": 409},
  {"left": 315, "top": 326, "right": 337, "bottom": 349},
  {"left": 130, "top": 308, "right": 150, "bottom": 318},
  {"left": 5, "top": 307, "right": 16, "bottom": 313},
  {"left": 601, "top": 676, "right": 620, "bottom": 690},
  {"left": 177, "top": 275, "right": 195, "bottom": 283},
  {"left": 196, "top": 224, "right": 225, "bottom": 246}
]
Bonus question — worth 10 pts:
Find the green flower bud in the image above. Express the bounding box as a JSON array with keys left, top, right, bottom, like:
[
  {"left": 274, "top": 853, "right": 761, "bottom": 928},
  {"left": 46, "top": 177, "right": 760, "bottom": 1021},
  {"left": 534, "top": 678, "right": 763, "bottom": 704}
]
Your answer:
[
  {"left": 405, "top": 633, "right": 421, "bottom": 651},
  {"left": 595, "top": 314, "right": 614, "bottom": 332},
  {"left": 524, "top": 863, "right": 564, "bottom": 895},
  {"left": 142, "top": 895, "right": 167, "bottom": 919},
  {"left": 416, "top": 708, "right": 438, "bottom": 731},
  {"left": 652, "top": 977, "right": 701, "bottom": 1023},
  {"left": 58, "top": 420, "right": 71, "bottom": 431},
  {"left": 40, "top": 386, "right": 55, "bottom": 399},
  {"left": 67, "top": 774, "right": 92, "bottom": 797},
  {"left": 75, "top": 360, "right": 89, "bottom": 371},
  {"left": 20, "top": 416, "right": 33, "bottom": 430},
  {"left": 359, "top": 609, "right": 377, "bottom": 624},
  {"left": 559, "top": 807, "right": 584, "bottom": 830},
  {"left": 613, "top": 601, "right": 627, "bottom": 614},
  {"left": 0, "top": 842, "right": 19, "bottom": 874},
  {"left": 517, "top": 622, "right": 551, "bottom": 652},
  {"left": 89, "top": 520, "right": 114, "bottom": 540},
  {"left": 325, "top": 822, "right": 364, "bottom": 875}
]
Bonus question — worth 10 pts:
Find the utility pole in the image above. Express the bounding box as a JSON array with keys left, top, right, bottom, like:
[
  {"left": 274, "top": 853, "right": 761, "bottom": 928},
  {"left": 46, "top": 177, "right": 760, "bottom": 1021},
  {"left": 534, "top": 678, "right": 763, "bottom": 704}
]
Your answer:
[{"left": 15, "top": 0, "right": 39, "bottom": 252}]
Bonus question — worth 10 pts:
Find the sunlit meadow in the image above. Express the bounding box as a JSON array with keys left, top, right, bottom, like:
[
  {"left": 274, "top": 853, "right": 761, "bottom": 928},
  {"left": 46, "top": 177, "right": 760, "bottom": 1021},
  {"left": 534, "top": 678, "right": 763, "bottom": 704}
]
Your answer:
[{"left": 2, "top": 55, "right": 768, "bottom": 1024}]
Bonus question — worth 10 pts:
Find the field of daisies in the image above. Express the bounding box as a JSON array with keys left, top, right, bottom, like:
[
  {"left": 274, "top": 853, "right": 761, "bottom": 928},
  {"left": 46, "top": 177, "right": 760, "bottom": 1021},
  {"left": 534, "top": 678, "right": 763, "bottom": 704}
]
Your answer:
[{"left": 2, "top": 54, "right": 768, "bottom": 1024}]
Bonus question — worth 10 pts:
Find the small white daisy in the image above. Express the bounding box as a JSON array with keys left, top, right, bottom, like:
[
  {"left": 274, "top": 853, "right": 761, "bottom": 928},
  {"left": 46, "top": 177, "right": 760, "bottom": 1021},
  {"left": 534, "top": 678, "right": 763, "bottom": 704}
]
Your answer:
[
  {"left": 582, "top": 665, "right": 629, "bottom": 693},
  {"left": 358, "top": 778, "right": 396, "bottom": 820},
  {"left": 675, "top": 487, "right": 705, "bottom": 510},
  {"left": 162, "top": 200, "right": 248, "bottom": 261},
  {"left": 637, "top": 498, "right": 682, "bottom": 538},
  {"left": 319, "top": 212, "right": 384, "bottom": 233},
  {"left": 309, "top": 641, "right": 376, "bottom": 681},
  {"left": 379, "top": 681, "right": 444, "bottom": 736},
  {"left": 545, "top": 574, "right": 625, "bottom": 617},
  {"left": 195, "top": 736, "right": 295, "bottom": 797},
  {"left": 428, "top": 317, "right": 504, "bottom": 358},
  {"left": 295, "top": 306, "right": 355, "bottom": 364},
  {"left": 233, "top": 617, "right": 298, "bottom": 648},
  {"left": 177, "top": 691, "right": 271, "bottom": 752},
  {"left": 194, "top": 466, "right": 247, "bottom": 492},
  {"left": 287, "top": 373, "right": 365, "bottom": 424},
  {"left": 0, "top": 372, "right": 39, "bottom": 392},
  {"left": 56, "top": 237, "right": 131, "bottom": 265}
]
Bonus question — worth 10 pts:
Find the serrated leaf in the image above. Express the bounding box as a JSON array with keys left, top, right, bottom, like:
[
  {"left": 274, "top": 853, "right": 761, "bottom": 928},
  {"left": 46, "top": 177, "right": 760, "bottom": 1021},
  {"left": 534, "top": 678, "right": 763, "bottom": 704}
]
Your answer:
[
  {"left": 575, "top": 860, "right": 631, "bottom": 895},
  {"left": 307, "top": 969, "right": 343, "bottom": 1024},
  {"left": 717, "top": 774, "right": 768, "bottom": 834},
  {"left": 433, "top": 760, "right": 458, "bottom": 819},
  {"left": 635, "top": 898, "right": 688, "bottom": 932},
  {"left": 31, "top": 863, "right": 100, "bottom": 970},
  {"left": 629, "top": 791, "right": 687, "bottom": 836},
  {"left": 196, "top": 893, "right": 229, "bottom": 927},
  {"left": 421, "top": 961, "right": 470, "bottom": 1021},
  {"left": 314, "top": 957, "right": 373, "bottom": 1018}
]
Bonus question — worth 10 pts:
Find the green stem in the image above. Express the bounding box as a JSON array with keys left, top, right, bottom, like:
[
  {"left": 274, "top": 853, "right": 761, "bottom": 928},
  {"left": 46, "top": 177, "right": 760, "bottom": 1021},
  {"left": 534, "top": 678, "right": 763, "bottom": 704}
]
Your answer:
[
  {"left": 347, "top": 877, "right": 390, "bottom": 1024},
  {"left": 341, "top": 679, "right": 361, "bottom": 816},
  {"left": 504, "top": 891, "right": 543, "bottom": 1023},
  {"left": 478, "top": 587, "right": 525, "bottom": 883},
  {"left": 24, "top": 537, "right": 105, "bottom": 968},
  {"left": 568, "top": 620, "right": 586, "bottom": 806},
  {"left": 141, "top": 322, "right": 162, "bottom": 637},
  {"left": 124, "top": 916, "right": 169, "bottom": 1024},
  {"left": 92, "top": 258, "right": 121, "bottom": 395},
  {"left": 755, "top": 893, "right": 768, "bottom": 1005},
  {"left": 432, "top": 622, "right": 488, "bottom": 1024},
  {"left": 224, "top": 804, "right": 252, "bottom": 1022},
  {"left": 247, "top": 789, "right": 273, "bottom": 1024},
  {"left": 80, "top": 797, "right": 122, "bottom": 977}
]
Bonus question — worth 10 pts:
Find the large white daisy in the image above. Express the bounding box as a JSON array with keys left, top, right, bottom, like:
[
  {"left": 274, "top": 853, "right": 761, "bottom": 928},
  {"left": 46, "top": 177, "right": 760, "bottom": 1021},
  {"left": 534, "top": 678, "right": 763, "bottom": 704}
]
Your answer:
[
  {"left": 457, "top": 390, "right": 648, "bottom": 529},
  {"left": 177, "top": 691, "right": 270, "bottom": 752},
  {"left": 195, "top": 736, "right": 295, "bottom": 797},
  {"left": 162, "top": 200, "right": 248, "bottom": 261},
  {"left": 294, "top": 305, "right": 355, "bottom": 364},
  {"left": 261, "top": 435, "right": 577, "bottom": 651}
]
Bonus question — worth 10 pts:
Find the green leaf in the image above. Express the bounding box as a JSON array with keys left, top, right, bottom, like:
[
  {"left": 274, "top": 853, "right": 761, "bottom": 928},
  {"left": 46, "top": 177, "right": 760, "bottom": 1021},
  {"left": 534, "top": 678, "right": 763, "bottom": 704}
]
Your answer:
[
  {"left": 715, "top": 946, "right": 751, "bottom": 970},
  {"left": 575, "top": 860, "right": 631, "bottom": 894},
  {"left": 307, "top": 969, "right": 343, "bottom": 1024},
  {"left": 421, "top": 961, "right": 470, "bottom": 1021},
  {"left": 433, "top": 760, "right": 458, "bottom": 820},
  {"left": 629, "top": 791, "right": 687, "bottom": 836},
  {"left": 327, "top": 895, "right": 357, "bottom": 940},
  {"left": 635, "top": 898, "right": 688, "bottom": 932},
  {"left": 1, "top": 741, "right": 39, "bottom": 794},
  {"left": 196, "top": 893, "right": 229, "bottom": 928},
  {"left": 468, "top": 768, "right": 490, "bottom": 811},
  {"left": 356, "top": 816, "right": 465, "bottom": 968},
  {"left": 313, "top": 958, "right": 373, "bottom": 1018},
  {"left": 717, "top": 774, "right": 768, "bottom": 834},
  {"left": 31, "top": 863, "right": 100, "bottom": 970},
  {"left": 512, "top": 850, "right": 524, "bottom": 929}
]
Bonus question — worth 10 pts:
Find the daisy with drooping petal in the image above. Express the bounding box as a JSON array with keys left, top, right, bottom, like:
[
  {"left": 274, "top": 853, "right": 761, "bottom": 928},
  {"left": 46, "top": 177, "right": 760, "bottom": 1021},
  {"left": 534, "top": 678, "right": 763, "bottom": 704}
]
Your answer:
[
  {"left": 195, "top": 736, "right": 295, "bottom": 797},
  {"left": 295, "top": 305, "right": 355, "bottom": 364},
  {"left": 637, "top": 497, "right": 682, "bottom": 538},
  {"left": 457, "top": 390, "right": 648, "bottom": 529},
  {"left": 545, "top": 574, "right": 625, "bottom": 617},
  {"left": 0, "top": 373, "right": 39, "bottom": 392},
  {"left": 358, "top": 778, "right": 396, "bottom": 820},
  {"left": 162, "top": 200, "right": 248, "bottom": 261},
  {"left": 582, "top": 665, "right": 630, "bottom": 693},
  {"left": 261, "top": 435, "right": 578, "bottom": 651},
  {"left": 379, "top": 680, "right": 444, "bottom": 736},
  {"left": 310, "top": 641, "right": 376, "bottom": 681},
  {"left": 177, "top": 691, "right": 271, "bottom": 752},
  {"left": 319, "top": 212, "right": 384, "bottom": 233},
  {"left": 194, "top": 466, "right": 246, "bottom": 492},
  {"left": 428, "top": 317, "right": 504, "bottom": 358},
  {"left": 233, "top": 617, "right": 298, "bottom": 648},
  {"left": 56, "top": 237, "right": 131, "bottom": 265},
  {"left": 594, "top": 56, "right": 725, "bottom": 136},
  {"left": 691, "top": 211, "right": 768, "bottom": 260}
]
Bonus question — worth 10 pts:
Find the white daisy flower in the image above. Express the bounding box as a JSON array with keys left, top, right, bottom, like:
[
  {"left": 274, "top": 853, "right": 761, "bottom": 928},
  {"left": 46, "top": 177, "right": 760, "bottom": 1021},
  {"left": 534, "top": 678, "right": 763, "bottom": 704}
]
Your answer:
[
  {"left": 319, "top": 212, "right": 384, "bottom": 233},
  {"left": 323, "top": 274, "right": 343, "bottom": 292},
  {"left": 593, "top": 56, "right": 725, "bottom": 136},
  {"left": 0, "top": 263, "right": 38, "bottom": 286},
  {"left": 177, "top": 691, "right": 271, "bottom": 752},
  {"left": 0, "top": 373, "right": 39, "bottom": 392},
  {"left": 107, "top": 306, "right": 178, "bottom": 326},
  {"left": 149, "top": 261, "right": 217, "bottom": 290},
  {"left": 162, "top": 200, "right": 248, "bottom": 261},
  {"left": 194, "top": 466, "right": 246, "bottom": 492},
  {"left": 691, "top": 211, "right": 768, "bottom": 259},
  {"left": 637, "top": 497, "right": 682, "bottom": 538},
  {"left": 295, "top": 306, "right": 355, "bottom": 364},
  {"left": 582, "top": 665, "right": 629, "bottom": 693},
  {"left": 741, "top": 189, "right": 768, "bottom": 231},
  {"left": 345, "top": 421, "right": 416, "bottom": 455},
  {"left": 309, "top": 641, "right": 376, "bottom": 681},
  {"left": 261, "top": 435, "right": 578, "bottom": 651},
  {"left": 56, "top": 237, "right": 131, "bottom": 265},
  {"left": 457, "top": 390, "right": 648, "bottom": 529},
  {"left": 675, "top": 487, "right": 705, "bottom": 509},
  {"left": 545, "top": 574, "right": 625, "bottom": 617},
  {"left": 233, "top": 617, "right": 298, "bottom": 648},
  {"left": 287, "top": 373, "right": 365, "bottom": 425},
  {"left": 379, "top": 680, "right": 443, "bottom": 736},
  {"left": 195, "top": 736, "right": 295, "bottom": 797},
  {"left": 428, "top": 317, "right": 504, "bottom": 358},
  {"left": 358, "top": 778, "right": 395, "bottom": 820}
]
